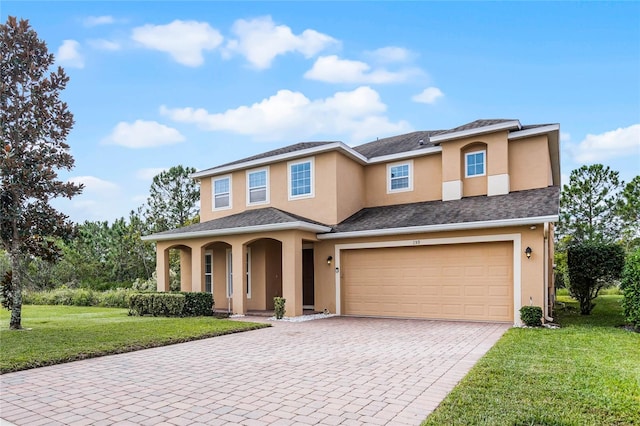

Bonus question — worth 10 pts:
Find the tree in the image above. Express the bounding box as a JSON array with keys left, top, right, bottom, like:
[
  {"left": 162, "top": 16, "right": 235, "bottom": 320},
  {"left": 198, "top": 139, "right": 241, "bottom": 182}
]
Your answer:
[
  {"left": 145, "top": 165, "right": 199, "bottom": 233},
  {"left": 618, "top": 176, "right": 640, "bottom": 250},
  {"left": 0, "top": 17, "right": 82, "bottom": 329},
  {"left": 567, "top": 242, "right": 625, "bottom": 315},
  {"left": 558, "top": 164, "right": 623, "bottom": 244}
]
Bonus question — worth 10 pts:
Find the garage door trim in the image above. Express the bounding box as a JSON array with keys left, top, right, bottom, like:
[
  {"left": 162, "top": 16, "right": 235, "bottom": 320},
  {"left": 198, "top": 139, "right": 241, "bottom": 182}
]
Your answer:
[{"left": 334, "top": 233, "right": 522, "bottom": 325}]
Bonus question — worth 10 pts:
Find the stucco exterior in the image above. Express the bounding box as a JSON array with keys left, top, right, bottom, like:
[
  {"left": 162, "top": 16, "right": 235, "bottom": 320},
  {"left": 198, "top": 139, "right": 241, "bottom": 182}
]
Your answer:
[{"left": 144, "top": 119, "right": 560, "bottom": 325}]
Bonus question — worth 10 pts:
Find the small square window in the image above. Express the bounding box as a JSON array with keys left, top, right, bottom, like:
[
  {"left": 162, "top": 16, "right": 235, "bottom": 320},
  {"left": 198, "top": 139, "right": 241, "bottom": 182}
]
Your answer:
[
  {"left": 387, "top": 161, "right": 413, "bottom": 193},
  {"left": 465, "top": 151, "right": 486, "bottom": 177},
  {"left": 213, "top": 176, "right": 231, "bottom": 210}
]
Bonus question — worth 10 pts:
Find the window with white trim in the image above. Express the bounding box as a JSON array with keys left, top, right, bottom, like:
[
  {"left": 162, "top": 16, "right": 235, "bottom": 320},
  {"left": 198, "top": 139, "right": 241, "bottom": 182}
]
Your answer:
[
  {"left": 247, "top": 168, "right": 268, "bottom": 205},
  {"left": 288, "top": 158, "right": 314, "bottom": 199},
  {"left": 213, "top": 176, "right": 231, "bottom": 210},
  {"left": 465, "top": 150, "right": 486, "bottom": 177},
  {"left": 204, "top": 251, "right": 212, "bottom": 293},
  {"left": 387, "top": 161, "right": 413, "bottom": 193}
]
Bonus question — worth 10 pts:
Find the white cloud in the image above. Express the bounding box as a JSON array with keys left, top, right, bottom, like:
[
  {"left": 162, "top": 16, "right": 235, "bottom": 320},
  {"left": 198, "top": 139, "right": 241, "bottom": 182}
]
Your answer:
[
  {"left": 412, "top": 87, "right": 444, "bottom": 104},
  {"left": 56, "top": 40, "right": 84, "bottom": 68},
  {"left": 102, "top": 120, "right": 186, "bottom": 148},
  {"left": 68, "top": 176, "right": 119, "bottom": 194},
  {"left": 160, "top": 86, "right": 412, "bottom": 143},
  {"left": 225, "top": 16, "right": 338, "bottom": 69},
  {"left": 571, "top": 124, "right": 640, "bottom": 163},
  {"left": 366, "top": 46, "right": 413, "bottom": 63},
  {"left": 136, "top": 167, "right": 168, "bottom": 180},
  {"left": 88, "top": 39, "right": 121, "bottom": 51},
  {"left": 304, "top": 55, "right": 419, "bottom": 84},
  {"left": 83, "top": 15, "right": 115, "bottom": 27},
  {"left": 131, "top": 20, "right": 223, "bottom": 67}
]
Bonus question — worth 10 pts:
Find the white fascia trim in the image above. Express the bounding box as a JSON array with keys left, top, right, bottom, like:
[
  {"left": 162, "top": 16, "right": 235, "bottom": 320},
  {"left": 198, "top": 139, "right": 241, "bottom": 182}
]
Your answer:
[
  {"left": 317, "top": 215, "right": 558, "bottom": 240},
  {"left": 190, "top": 142, "right": 367, "bottom": 179},
  {"left": 142, "top": 221, "right": 332, "bottom": 242},
  {"left": 508, "top": 124, "right": 559, "bottom": 140},
  {"left": 368, "top": 146, "right": 442, "bottom": 164},
  {"left": 430, "top": 120, "right": 522, "bottom": 143}
]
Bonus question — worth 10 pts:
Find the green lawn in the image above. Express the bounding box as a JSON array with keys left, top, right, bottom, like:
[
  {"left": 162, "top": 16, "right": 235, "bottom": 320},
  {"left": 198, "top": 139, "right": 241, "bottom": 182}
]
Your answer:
[
  {"left": 0, "top": 305, "right": 269, "bottom": 374},
  {"left": 423, "top": 295, "right": 640, "bottom": 426}
]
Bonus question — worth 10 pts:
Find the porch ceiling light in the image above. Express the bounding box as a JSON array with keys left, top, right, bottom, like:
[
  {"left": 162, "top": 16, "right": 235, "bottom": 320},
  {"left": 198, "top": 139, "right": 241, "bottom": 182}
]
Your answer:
[
  {"left": 525, "top": 246, "right": 532, "bottom": 259},
  {"left": 327, "top": 255, "right": 333, "bottom": 265}
]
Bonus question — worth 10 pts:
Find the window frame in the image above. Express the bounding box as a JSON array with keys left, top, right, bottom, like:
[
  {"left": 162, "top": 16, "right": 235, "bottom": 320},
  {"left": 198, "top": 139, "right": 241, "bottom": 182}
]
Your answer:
[
  {"left": 204, "top": 251, "right": 213, "bottom": 294},
  {"left": 287, "top": 157, "right": 315, "bottom": 200},
  {"left": 246, "top": 167, "right": 269, "bottom": 206},
  {"left": 212, "top": 175, "right": 232, "bottom": 211},
  {"left": 386, "top": 160, "right": 413, "bottom": 193},
  {"left": 465, "top": 150, "right": 486, "bottom": 178}
]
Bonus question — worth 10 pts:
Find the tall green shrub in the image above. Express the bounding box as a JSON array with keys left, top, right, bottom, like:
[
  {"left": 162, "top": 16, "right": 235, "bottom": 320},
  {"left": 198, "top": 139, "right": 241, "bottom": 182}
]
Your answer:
[
  {"left": 621, "top": 249, "right": 640, "bottom": 330},
  {"left": 567, "top": 243, "right": 625, "bottom": 315}
]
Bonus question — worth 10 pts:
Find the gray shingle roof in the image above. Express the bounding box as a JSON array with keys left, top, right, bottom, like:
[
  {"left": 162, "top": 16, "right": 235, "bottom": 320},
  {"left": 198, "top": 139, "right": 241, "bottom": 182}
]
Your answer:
[
  {"left": 352, "top": 131, "right": 441, "bottom": 158},
  {"left": 331, "top": 186, "right": 560, "bottom": 233},
  {"left": 432, "top": 119, "right": 519, "bottom": 136},
  {"left": 196, "top": 142, "right": 336, "bottom": 175},
  {"left": 150, "top": 207, "right": 329, "bottom": 237}
]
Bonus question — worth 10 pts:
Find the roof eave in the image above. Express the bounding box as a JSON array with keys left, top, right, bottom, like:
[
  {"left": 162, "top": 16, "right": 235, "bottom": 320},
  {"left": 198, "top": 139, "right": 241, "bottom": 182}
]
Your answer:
[
  {"left": 316, "top": 215, "right": 559, "bottom": 240},
  {"left": 189, "top": 142, "right": 368, "bottom": 180},
  {"left": 142, "top": 221, "right": 333, "bottom": 242},
  {"left": 430, "top": 120, "right": 522, "bottom": 143},
  {"left": 367, "top": 146, "right": 442, "bottom": 164}
]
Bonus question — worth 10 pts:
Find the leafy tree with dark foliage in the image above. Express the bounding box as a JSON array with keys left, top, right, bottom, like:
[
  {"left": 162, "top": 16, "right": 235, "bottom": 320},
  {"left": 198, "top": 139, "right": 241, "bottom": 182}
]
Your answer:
[
  {"left": 145, "top": 165, "right": 199, "bottom": 233},
  {"left": 567, "top": 243, "right": 625, "bottom": 315},
  {"left": 1, "top": 17, "right": 82, "bottom": 329}
]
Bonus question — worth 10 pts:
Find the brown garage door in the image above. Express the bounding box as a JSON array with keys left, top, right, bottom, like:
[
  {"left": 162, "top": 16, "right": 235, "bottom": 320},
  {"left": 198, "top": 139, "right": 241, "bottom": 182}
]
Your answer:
[{"left": 341, "top": 241, "right": 513, "bottom": 321}]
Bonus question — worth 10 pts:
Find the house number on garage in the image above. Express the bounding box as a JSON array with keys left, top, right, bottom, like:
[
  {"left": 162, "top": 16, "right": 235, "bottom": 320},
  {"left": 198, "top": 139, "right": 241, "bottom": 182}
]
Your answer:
[{"left": 413, "top": 240, "right": 421, "bottom": 245}]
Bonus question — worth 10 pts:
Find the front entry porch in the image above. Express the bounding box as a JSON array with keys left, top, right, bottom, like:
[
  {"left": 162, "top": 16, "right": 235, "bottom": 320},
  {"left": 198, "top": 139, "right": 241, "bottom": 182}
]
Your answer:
[{"left": 155, "top": 230, "right": 320, "bottom": 317}]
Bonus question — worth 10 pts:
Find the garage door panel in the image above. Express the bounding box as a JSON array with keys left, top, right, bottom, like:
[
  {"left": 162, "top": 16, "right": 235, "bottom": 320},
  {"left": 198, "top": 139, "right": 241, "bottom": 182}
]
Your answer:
[{"left": 342, "top": 242, "right": 513, "bottom": 322}]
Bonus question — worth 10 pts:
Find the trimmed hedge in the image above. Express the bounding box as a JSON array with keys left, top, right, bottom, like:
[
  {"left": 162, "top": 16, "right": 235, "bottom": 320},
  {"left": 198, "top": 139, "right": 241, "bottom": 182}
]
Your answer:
[
  {"left": 621, "top": 249, "right": 640, "bottom": 330},
  {"left": 128, "top": 292, "right": 213, "bottom": 317},
  {"left": 519, "top": 306, "right": 543, "bottom": 327}
]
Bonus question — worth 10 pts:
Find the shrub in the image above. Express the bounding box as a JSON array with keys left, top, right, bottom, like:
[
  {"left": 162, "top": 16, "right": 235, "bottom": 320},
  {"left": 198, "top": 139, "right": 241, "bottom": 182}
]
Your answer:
[
  {"left": 71, "top": 288, "right": 95, "bottom": 306},
  {"left": 128, "top": 292, "right": 213, "bottom": 317},
  {"left": 621, "top": 249, "right": 640, "bottom": 330},
  {"left": 567, "top": 243, "right": 625, "bottom": 315},
  {"left": 23, "top": 288, "right": 133, "bottom": 309},
  {"left": 97, "top": 289, "right": 132, "bottom": 308},
  {"left": 519, "top": 306, "right": 543, "bottom": 327},
  {"left": 274, "top": 296, "right": 286, "bottom": 319}
]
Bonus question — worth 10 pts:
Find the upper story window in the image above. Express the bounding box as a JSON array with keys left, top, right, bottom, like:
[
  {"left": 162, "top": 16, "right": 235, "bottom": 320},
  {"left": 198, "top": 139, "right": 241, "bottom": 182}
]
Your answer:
[
  {"left": 213, "top": 175, "right": 232, "bottom": 210},
  {"left": 465, "top": 150, "right": 486, "bottom": 177},
  {"left": 247, "top": 168, "right": 269, "bottom": 205},
  {"left": 387, "top": 160, "right": 413, "bottom": 193},
  {"left": 288, "top": 158, "right": 314, "bottom": 200}
]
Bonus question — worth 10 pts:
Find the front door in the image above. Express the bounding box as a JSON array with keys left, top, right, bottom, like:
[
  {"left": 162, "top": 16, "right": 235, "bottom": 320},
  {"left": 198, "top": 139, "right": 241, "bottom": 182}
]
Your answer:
[{"left": 302, "top": 248, "right": 315, "bottom": 308}]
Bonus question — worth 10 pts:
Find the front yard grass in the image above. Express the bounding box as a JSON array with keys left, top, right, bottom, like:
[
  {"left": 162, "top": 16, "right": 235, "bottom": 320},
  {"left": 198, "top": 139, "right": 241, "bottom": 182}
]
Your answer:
[
  {"left": 0, "top": 305, "right": 268, "bottom": 374},
  {"left": 423, "top": 295, "right": 640, "bottom": 426}
]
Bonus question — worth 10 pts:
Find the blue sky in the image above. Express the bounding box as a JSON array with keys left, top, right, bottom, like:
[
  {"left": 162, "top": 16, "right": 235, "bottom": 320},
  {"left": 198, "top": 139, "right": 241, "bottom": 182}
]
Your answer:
[{"left": 3, "top": 1, "right": 639, "bottom": 223}]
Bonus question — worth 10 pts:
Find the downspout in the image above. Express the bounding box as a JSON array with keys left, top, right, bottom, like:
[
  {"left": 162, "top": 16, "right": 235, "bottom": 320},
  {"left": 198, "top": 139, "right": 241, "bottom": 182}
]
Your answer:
[{"left": 543, "top": 222, "right": 554, "bottom": 322}]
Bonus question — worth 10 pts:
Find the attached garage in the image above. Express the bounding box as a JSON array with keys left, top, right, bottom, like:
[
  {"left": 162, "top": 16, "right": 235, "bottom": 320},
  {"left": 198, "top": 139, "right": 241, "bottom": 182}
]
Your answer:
[{"left": 340, "top": 241, "right": 514, "bottom": 322}]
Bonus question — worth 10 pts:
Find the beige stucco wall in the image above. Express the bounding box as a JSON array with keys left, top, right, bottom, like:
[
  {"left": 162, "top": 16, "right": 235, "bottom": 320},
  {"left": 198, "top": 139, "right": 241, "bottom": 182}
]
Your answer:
[
  {"left": 364, "top": 154, "right": 442, "bottom": 207},
  {"left": 335, "top": 153, "right": 365, "bottom": 223},
  {"left": 312, "top": 224, "right": 548, "bottom": 321},
  {"left": 461, "top": 142, "right": 488, "bottom": 197},
  {"left": 509, "top": 135, "right": 552, "bottom": 191}
]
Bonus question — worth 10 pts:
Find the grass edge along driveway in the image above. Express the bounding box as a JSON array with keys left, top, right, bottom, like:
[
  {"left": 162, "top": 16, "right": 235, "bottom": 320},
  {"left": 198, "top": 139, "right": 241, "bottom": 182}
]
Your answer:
[
  {"left": 422, "top": 295, "right": 640, "bottom": 426},
  {"left": 0, "top": 305, "right": 269, "bottom": 374}
]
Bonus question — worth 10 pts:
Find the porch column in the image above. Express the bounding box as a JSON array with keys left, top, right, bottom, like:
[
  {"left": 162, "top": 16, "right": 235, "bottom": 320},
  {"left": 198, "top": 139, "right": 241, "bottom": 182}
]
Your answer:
[
  {"left": 180, "top": 248, "right": 192, "bottom": 292},
  {"left": 231, "top": 243, "right": 246, "bottom": 315},
  {"left": 156, "top": 246, "right": 170, "bottom": 292},
  {"left": 191, "top": 246, "right": 203, "bottom": 292},
  {"left": 282, "top": 234, "right": 303, "bottom": 317}
]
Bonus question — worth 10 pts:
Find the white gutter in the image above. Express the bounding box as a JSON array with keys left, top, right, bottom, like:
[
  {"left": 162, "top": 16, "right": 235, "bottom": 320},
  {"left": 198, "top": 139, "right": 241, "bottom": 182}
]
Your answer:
[
  {"left": 190, "top": 142, "right": 368, "bottom": 179},
  {"left": 142, "top": 221, "right": 332, "bottom": 242},
  {"left": 544, "top": 222, "right": 554, "bottom": 322},
  {"left": 508, "top": 124, "right": 559, "bottom": 140},
  {"left": 367, "top": 146, "right": 442, "bottom": 164},
  {"left": 317, "top": 215, "right": 559, "bottom": 240},
  {"left": 429, "top": 120, "right": 521, "bottom": 143}
]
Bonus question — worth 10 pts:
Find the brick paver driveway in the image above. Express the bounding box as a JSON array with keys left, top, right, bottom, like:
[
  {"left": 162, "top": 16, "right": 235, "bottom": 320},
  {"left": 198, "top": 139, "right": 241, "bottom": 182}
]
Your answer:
[{"left": 1, "top": 317, "right": 509, "bottom": 426}]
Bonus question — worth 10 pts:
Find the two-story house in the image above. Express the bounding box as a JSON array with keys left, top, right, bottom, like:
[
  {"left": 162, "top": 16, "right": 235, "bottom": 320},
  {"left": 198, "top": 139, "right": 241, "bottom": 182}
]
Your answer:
[{"left": 143, "top": 119, "right": 560, "bottom": 325}]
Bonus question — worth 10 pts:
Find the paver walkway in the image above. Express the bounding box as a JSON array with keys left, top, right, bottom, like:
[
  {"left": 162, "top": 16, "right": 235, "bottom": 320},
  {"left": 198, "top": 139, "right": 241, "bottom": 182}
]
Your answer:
[{"left": 0, "top": 317, "right": 509, "bottom": 425}]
